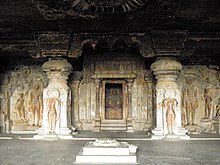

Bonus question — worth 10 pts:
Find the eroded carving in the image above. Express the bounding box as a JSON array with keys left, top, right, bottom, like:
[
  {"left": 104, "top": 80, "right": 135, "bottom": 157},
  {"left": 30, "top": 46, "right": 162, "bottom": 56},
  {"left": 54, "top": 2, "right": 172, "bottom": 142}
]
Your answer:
[
  {"left": 182, "top": 76, "right": 198, "bottom": 126},
  {"left": 29, "top": 84, "right": 43, "bottom": 126},
  {"left": 204, "top": 85, "right": 214, "bottom": 119},
  {"left": 15, "top": 93, "right": 27, "bottom": 122}
]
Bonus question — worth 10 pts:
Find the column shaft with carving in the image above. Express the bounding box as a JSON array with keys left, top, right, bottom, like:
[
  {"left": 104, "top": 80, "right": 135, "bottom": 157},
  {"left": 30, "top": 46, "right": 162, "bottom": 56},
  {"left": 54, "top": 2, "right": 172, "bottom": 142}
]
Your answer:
[
  {"left": 93, "top": 79, "right": 101, "bottom": 132},
  {"left": 126, "top": 79, "right": 134, "bottom": 132},
  {"left": 35, "top": 58, "right": 73, "bottom": 139},
  {"left": 151, "top": 57, "right": 189, "bottom": 140}
]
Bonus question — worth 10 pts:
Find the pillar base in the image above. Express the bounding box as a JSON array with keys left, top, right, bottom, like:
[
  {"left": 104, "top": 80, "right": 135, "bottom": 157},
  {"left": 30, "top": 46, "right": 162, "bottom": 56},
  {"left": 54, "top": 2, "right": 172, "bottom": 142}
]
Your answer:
[
  {"left": 151, "top": 127, "right": 165, "bottom": 140},
  {"left": 176, "top": 127, "right": 190, "bottom": 140},
  {"left": 151, "top": 127, "right": 190, "bottom": 140},
  {"left": 126, "top": 118, "right": 134, "bottom": 132},
  {"left": 93, "top": 118, "right": 101, "bottom": 132},
  {"left": 34, "top": 126, "right": 74, "bottom": 140}
]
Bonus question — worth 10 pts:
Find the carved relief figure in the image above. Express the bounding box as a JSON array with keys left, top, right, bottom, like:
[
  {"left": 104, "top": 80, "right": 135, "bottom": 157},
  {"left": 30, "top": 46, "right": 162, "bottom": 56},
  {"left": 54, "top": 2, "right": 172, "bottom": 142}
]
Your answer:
[
  {"left": 0, "top": 92, "right": 6, "bottom": 131},
  {"left": 162, "top": 98, "right": 177, "bottom": 134},
  {"left": 15, "top": 93, "right": 27, "bottom": 122},
  {"left": 46, "top": 90, "right": 60, "bottom": 134},
  {"left": 214, "top": 104, "right": 220, "bottom": 119},
  {"left": 203, "top": 86, "right": 214, "bottom": 119},
  {"left": 182, "top": 77, "right": 198, "bottom": 126},
  {"left": 30, "top": 84, "right": 43, "bottom": 126}
]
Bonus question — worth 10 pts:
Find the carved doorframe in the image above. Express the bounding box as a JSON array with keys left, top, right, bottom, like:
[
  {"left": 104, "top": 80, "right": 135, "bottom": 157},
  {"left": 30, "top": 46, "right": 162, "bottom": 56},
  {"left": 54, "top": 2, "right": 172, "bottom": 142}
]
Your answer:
[{"left": 100, "top": 79, "right": 128, "bottom": 122}]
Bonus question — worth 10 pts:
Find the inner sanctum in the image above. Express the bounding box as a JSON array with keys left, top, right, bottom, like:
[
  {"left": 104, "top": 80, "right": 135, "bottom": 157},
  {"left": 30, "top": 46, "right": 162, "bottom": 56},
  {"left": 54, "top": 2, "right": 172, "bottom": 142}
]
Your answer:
[{"left": 0, "top": 0, "right": 220, "bottom": 140}]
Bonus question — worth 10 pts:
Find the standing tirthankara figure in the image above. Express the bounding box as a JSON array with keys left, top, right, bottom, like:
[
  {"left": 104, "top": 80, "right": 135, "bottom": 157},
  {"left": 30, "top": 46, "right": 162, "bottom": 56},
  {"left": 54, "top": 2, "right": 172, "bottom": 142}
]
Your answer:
[
  {"left": 162, "top": 96, "right": 177, "bottom": 135},
  {"left": 46, "top": 90, "right": 60, "bottom": 134},
  {"left": 29, "top": 84, "right": 43, "bottom": 126},
  {"left": 182, "top": 76, "right": 199, "bottom": 126}
]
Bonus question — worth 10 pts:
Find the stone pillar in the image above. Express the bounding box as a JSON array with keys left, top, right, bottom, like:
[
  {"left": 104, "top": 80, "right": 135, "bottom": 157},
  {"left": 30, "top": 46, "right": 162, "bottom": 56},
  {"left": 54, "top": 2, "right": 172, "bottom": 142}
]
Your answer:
[
  {"left": 71, "top": 71, "right": 82, "bottom": 130},
  {"left": 144, "top": 71, "right": 154, "bottom": 131},
  {"left": 150, "top": 57, "right": 189, "bottom": 140},
  {"left": 35, "top": 58, "right": 73, "bottom": 139},
  {"left": 93, "top": 79, "right": 101, "bottom": 132},
  {"left": 126, "top": 79, "right": 134, "bottom": 132}
]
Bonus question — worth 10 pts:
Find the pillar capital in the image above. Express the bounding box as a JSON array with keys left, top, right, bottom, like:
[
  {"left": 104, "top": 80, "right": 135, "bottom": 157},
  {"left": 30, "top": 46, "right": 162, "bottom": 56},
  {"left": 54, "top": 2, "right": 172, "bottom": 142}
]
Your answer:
[{"left": 150, "top": 58, "right": 182, "bottom": 88}]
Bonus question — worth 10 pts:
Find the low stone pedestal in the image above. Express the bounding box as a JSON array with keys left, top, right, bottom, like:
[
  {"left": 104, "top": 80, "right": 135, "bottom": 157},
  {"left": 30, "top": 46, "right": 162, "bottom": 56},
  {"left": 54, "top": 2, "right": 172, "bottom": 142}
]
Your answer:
[
  {"left": 198, "top": 118, "right": 219, "bottom": 134},
  {"left": 75, "top": 138, "right": 138, "bottom": 164}
]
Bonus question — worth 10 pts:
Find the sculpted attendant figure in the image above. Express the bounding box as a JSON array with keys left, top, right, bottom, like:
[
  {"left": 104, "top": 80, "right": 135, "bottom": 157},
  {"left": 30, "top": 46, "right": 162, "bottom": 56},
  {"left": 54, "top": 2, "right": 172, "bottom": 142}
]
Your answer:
[
  {"left": 214, "top": 104, "right": 220, "bottom": 119},
  {"left": 204, "top": 86, "right": 213, "bottom": 119},
  {"left": 182, "top": 77, "right": 198, "bottom": 126},
  {"left": 15, "top": 93, "right": 27, "bottom": 122}
]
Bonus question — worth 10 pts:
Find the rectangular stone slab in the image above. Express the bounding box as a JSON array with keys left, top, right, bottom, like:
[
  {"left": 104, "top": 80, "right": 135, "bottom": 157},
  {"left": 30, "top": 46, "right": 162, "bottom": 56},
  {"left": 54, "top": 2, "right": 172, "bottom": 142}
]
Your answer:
[
  {"left": 82, "top": 142, "right": 130, "bottom": 155},
  {"left": 76, "top": 151, "right": 137, "bottom": 164},
  {"left": 83, "top": 147, "right": 130, "bottom": 155}
]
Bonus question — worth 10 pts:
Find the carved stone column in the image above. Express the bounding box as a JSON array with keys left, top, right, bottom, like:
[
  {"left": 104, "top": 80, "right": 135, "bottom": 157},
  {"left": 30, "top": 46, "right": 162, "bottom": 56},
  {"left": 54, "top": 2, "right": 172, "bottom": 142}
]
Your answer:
[
  {"left": 71, "top": 71, "right": 82, "bottom": 130},
  {"left": 151, "top": 57, "right": 189, "bottom": 140},
  {"left": 144, "top": 71, "right": 154, "bottom": 131},
  {"left": 35, "top": 58, "right": 73, "bottom": 139},
  {"left": 126, "top": 79, "right": 134, "bottom": 132},
  {"left": 93, "top": 79, "right": 101, "bottom": 132}
]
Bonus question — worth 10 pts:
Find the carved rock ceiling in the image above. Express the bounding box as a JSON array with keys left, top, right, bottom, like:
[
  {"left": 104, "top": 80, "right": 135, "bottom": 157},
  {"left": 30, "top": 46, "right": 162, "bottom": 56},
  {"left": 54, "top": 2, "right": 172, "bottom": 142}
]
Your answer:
[
  {"left": 0, "top": 0, "right": 220, "bottom": 65},
  {"left": 0, "top": 0, "right": 219, "bottom": 33}
]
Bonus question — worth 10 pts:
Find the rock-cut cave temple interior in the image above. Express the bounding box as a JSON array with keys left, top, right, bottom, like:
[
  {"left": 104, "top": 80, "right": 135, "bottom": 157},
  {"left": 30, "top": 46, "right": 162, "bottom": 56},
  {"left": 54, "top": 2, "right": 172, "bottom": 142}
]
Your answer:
[{"left": 0, "top": 0, "right": 220, "bottom": 139}]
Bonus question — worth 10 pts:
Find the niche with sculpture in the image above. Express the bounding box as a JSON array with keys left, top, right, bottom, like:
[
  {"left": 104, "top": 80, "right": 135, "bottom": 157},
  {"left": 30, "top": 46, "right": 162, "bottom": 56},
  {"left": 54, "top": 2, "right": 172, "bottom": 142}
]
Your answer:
[
  {"left": 178, "top": 65, "right": 220, "bottom": 134},
  {"left": 0, "top": 65, "right": 47, "bottom": 133}
]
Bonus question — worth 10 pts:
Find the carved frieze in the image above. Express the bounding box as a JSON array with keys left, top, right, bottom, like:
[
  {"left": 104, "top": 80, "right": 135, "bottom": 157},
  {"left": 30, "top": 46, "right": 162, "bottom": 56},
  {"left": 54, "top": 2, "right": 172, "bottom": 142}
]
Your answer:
[{"left": 92, "top": 59, "right": 136, "bottom": 79}]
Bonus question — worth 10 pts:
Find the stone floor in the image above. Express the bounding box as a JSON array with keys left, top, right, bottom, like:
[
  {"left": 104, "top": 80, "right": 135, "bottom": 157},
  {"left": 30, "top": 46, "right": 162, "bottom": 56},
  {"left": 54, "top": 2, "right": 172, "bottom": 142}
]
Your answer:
[{"left": 0, "top": 132, "right": 220, "bottom": 165}]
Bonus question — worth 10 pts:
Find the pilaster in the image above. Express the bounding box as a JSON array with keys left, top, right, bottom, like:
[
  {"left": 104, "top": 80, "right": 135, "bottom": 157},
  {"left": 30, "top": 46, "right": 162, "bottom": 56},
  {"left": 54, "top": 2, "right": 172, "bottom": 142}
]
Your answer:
[
  {"left": 126, "top": 79, "right": 134, "bottom": 132},
  {"left": 93, "top": 79, "right": 101, "bottom": 132}
]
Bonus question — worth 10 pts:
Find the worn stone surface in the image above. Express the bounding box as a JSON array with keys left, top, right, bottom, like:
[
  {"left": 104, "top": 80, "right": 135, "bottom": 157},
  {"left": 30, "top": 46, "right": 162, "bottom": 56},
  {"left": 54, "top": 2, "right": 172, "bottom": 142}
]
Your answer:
[{"left": 0, "top": 137, "right": 220, "bottom": 165}]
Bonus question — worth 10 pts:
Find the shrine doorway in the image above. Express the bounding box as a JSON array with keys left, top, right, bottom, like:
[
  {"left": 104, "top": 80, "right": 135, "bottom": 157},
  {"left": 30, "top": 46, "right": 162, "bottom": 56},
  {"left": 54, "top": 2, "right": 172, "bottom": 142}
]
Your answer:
[
  {"left": 105, "top": 83, "right": 123, "bottom": 120},
  {"left": 100, "top": 79, "right": 128, "bottom": 131}
]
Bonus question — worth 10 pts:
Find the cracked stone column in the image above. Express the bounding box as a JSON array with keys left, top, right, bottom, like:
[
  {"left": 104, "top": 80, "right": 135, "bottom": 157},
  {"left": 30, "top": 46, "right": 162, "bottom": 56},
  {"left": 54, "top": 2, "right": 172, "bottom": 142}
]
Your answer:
[
  {"left": 35, "top": 58, "right": 73, "bottom": 139},
  {"left": 151, "top": 57, "right": 189, "bottom": 140}
]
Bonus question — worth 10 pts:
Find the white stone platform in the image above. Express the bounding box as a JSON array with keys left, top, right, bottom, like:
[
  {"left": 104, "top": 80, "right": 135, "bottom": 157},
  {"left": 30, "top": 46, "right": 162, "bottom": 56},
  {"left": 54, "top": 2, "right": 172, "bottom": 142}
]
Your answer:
[{"left": 75, "top": 138, "right": 138, "bottom": 164}]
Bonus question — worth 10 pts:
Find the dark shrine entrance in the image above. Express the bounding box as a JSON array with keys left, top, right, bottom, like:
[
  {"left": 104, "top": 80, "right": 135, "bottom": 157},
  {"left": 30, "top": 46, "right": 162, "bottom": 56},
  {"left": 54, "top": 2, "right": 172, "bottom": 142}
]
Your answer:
[
  {"left": 105, "top": 83, "right": 123, "bottom": 120},
  {"left": 100, "top": 79, "right": 128, "bottom": 131}
]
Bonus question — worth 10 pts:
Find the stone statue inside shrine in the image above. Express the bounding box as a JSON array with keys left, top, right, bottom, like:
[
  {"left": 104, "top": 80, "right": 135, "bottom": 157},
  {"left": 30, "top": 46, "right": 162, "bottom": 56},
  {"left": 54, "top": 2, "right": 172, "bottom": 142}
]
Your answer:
[
  {"left": 46, "top": 90, "right": 60, "bottom": 134},
  {"left": 182, "top": 76, "right": 198, "bottom": 126},
  {"left": 203, "top": 86, "right": 214, "bottom": 119},
  {"left": 30, "top": 84, "right": 43, "bottom": 126},
  {"left": 162, "top": 97, "right": 177, "bottom": 135},
  {"left": 15, "top": 93, "right": 27, "bottom": 122}
]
